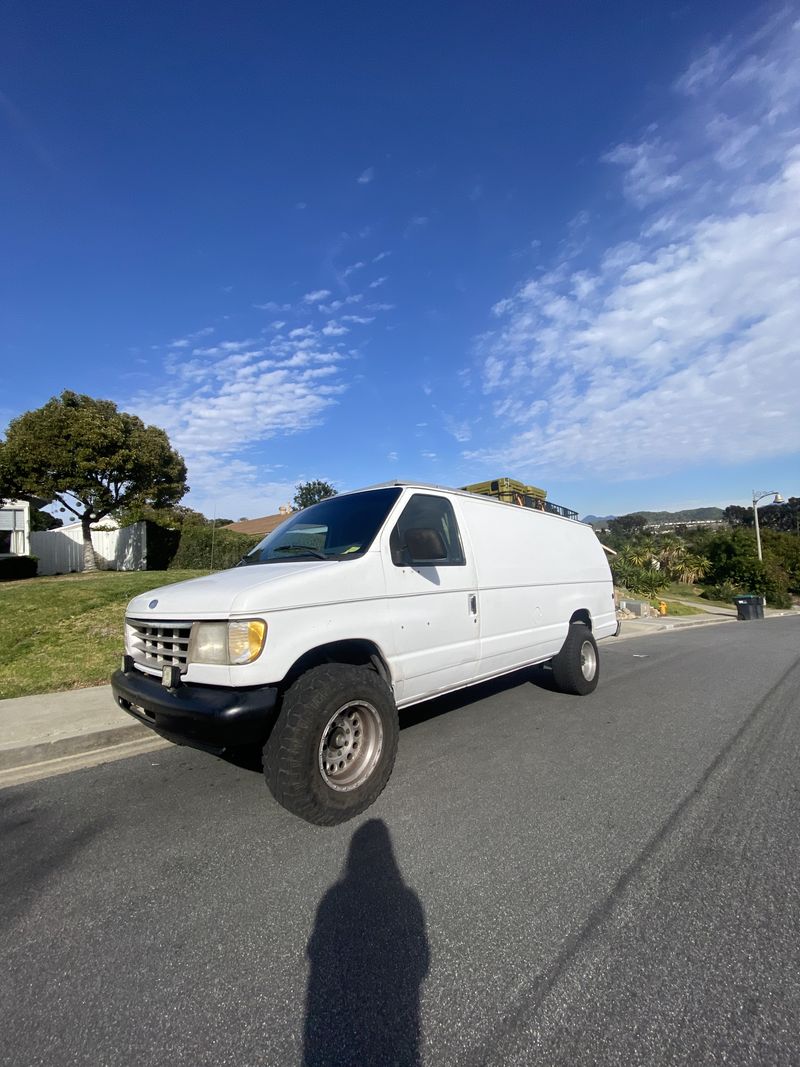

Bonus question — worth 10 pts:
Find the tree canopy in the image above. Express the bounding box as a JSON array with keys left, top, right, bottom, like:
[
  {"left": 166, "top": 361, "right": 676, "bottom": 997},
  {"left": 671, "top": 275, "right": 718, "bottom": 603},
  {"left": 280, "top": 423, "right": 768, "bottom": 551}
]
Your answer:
[
  {"left": 293, "top": 479, "right": 337, "bottom": 511},
  {"left": 0, "top": 391, "right": 188, "bottom": 570}
]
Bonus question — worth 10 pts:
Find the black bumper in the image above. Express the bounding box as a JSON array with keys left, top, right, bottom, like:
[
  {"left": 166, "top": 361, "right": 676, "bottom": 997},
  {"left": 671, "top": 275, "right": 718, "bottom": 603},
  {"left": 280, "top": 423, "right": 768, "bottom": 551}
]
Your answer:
[{"left": 111, "top": 665, "right": 279, "bottom": 753}]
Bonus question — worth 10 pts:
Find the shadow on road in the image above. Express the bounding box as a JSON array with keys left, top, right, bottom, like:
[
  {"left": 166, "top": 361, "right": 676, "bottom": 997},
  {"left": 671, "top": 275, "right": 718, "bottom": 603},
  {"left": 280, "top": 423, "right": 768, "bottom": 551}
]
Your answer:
[
  {"left": 400, "top": 663, "right": 557, "bottom": 730},
  {"left": 218, "top": 665, "right": 557, "bottom": 775},
  {"left": 0, "top": 787, "right": 105, "bottom": 928},
  {"left": 303, "top": 818, "right": 429, "bottom": 1066}
]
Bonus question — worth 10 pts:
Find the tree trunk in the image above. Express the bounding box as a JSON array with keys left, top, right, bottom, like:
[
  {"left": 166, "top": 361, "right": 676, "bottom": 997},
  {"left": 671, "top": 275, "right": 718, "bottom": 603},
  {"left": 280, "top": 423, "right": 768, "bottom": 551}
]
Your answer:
[{"left": 81, "top": 515, "right": 98, "bottom": 572}]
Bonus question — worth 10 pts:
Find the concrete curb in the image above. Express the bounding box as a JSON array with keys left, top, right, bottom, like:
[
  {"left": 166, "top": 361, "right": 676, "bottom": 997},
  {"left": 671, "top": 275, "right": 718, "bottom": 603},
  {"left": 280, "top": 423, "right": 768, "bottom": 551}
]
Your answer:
[
  {"left": 0, "top": 720, "right": 154, "bottom": 772},
  {"left": 0, "top": 734, "right": 169, "bottom": 790}
]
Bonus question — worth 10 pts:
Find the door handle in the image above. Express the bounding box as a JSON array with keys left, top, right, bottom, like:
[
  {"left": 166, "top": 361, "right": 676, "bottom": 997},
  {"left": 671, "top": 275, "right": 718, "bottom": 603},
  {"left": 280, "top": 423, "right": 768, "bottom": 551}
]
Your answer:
[{"left": 468, "top": 594, "right": 477, "bottom": 615}]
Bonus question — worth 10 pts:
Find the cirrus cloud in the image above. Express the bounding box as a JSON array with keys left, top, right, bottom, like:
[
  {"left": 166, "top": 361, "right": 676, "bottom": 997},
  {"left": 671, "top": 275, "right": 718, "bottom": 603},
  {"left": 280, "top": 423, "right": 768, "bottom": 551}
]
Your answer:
[{"left": 468, "top": 10, "right": 800, "bottom": 484}]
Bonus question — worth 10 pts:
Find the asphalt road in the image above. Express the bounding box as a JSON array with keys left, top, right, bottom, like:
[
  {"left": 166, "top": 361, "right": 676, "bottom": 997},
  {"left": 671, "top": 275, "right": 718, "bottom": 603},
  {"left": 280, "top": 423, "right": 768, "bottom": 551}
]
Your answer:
[{"left": 2, "top": 618, "right": 799, "bottom": 1066}]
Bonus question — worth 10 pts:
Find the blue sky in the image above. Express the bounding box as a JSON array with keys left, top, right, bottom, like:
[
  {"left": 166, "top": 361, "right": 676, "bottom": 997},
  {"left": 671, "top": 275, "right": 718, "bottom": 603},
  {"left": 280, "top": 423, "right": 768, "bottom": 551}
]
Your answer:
[{"left": 2, "top": 1, "right": 799, "bottom": 520}]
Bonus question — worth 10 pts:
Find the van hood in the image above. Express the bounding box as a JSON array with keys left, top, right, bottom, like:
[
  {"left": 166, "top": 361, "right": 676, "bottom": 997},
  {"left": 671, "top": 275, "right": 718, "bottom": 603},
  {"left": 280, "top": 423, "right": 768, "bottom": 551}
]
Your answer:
[{"left": 126, "top": 557, "right": 378, "bottom": 620}]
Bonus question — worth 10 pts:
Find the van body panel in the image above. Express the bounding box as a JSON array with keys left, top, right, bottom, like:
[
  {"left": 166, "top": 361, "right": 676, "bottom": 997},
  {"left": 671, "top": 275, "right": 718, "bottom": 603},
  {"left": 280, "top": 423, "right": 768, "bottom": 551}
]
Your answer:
[{"left": 116, "top": 482, "right": 616, "bottom": 719}]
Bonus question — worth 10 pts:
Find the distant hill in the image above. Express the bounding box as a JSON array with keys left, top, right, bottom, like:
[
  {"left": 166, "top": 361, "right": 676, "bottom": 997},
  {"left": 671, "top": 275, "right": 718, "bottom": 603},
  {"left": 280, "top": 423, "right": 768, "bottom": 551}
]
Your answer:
[
  {"left": 582, "top": 507, "right": 725, "bottom": 528},
  {"left": 582, "top": 514, "right": 615, "bottom": 525}
]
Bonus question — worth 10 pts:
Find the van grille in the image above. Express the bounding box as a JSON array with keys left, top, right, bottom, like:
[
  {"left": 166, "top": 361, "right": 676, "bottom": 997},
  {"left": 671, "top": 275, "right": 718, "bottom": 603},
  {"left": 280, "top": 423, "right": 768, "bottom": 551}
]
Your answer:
[{"left": 127, "top": 619, "right": 192, "bottom": 674}]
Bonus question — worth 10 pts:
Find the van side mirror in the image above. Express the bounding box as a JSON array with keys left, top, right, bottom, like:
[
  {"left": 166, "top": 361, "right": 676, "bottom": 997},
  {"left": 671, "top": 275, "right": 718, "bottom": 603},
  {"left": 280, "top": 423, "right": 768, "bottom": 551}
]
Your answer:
[{"left": 404, "top": 527, "right": 447, "bottom": 564}]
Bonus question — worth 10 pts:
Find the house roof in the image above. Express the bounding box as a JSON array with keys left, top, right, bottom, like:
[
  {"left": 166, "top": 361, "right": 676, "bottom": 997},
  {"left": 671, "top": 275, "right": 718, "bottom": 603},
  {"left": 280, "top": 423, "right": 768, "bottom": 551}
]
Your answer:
[{"left": 223, "top": 513, "right": 288, "bottom": 537}]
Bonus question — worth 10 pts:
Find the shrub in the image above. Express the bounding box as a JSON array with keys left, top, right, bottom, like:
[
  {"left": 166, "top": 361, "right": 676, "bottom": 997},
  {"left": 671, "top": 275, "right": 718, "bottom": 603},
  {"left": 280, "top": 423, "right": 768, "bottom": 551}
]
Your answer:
[
  {"left": 0, "top": 555, "right": 38, "bottom": 581},
  {"left": 168, "top": 525, "right": 261, "bottom": 571},
  {"left": 701, "top": 581, "right": 740, "bottom": 603},
  {"left": 142, "top": 521, "right": 181, "bottom": 570}
]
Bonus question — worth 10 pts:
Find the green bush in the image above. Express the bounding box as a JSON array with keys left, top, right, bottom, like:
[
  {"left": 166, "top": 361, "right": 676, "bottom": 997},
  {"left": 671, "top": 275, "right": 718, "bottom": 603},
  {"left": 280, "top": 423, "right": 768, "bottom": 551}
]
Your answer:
[
  {"left": 702, "top": 528, "right": 792, "bottom": 608},
  {"left": 142, "top": 521, "right": 181, "bottom": 570},
  {"left": 0, "top": 555, "right": 38, "bottom": 581},
  {"left": 168, "top": 525, "right": 260, "bottom": 571},
  {"left": 701, "top": 581, "right": 740, "bottom": 603}
]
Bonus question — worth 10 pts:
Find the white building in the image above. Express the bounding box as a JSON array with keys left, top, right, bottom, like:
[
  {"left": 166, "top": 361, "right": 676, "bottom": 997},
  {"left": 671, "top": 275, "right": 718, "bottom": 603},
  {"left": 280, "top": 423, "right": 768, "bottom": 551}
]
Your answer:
[{"left": 0, "top": 499, "right": 31, "bottom": 557}]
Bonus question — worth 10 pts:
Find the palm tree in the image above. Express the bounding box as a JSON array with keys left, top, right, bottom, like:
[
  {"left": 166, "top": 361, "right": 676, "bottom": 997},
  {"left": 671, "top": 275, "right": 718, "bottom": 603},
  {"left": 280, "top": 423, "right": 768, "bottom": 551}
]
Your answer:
[{"left": 674, "top": 552, "right": 710, "bottom": 585}]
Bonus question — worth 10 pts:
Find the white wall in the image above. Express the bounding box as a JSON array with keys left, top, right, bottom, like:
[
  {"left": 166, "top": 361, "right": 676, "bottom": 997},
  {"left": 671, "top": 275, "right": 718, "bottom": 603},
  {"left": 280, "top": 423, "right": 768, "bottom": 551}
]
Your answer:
[
  {"left": 0, "top": 500, "right": 31, "bottom": 556},
  {"left": 30, "top": 521, "right": 147, "bottom": 575}
]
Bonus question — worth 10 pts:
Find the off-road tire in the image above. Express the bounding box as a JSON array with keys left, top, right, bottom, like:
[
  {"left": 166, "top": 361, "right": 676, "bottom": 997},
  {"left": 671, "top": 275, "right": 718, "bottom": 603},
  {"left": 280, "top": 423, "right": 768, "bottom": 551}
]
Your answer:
[
  {"left": 551, "top": 623, "right": 599, "bottom": 695},
  {"left": 263, "top": 663, "right": 399, "bottom": 826}
]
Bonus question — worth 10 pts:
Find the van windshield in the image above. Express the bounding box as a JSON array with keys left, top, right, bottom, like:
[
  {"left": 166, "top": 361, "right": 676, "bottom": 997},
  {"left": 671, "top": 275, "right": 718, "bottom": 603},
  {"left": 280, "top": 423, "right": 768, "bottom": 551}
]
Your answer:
[{"left": 240, "top": 487, "right": 402, "bottom": 564}]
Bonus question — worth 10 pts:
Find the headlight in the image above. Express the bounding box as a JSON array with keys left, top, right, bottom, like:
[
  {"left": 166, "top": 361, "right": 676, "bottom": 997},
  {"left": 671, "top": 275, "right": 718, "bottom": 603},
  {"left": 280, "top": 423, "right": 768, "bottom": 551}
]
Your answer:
[
  {"left": 227, "top": 619, "right": 268, "bottom": 664},
  {"left": 191, "top": 620, "right": 267, "bottom": 665}
]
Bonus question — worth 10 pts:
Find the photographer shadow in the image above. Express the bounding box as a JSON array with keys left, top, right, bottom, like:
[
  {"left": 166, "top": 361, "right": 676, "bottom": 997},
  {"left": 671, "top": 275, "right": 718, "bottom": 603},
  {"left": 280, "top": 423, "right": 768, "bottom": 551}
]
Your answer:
[{"left": 303, "top": 818, "right": 429, "bottom": 1066}]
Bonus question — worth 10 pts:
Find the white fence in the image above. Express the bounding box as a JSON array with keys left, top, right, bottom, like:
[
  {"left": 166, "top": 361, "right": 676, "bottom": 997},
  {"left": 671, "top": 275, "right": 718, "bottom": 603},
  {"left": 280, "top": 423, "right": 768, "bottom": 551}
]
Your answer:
[{"left": 30, "top": 522, "right": 147, "bottom": 576}]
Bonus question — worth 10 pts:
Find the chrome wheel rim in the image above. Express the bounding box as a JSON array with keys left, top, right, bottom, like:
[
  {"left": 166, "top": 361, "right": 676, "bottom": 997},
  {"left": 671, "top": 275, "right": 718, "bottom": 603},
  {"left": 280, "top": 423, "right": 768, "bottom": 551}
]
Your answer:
[
  {"left": 580, "top": 640, "right": 597, "bottom": 681},
  {"left": 318, "top": 700, "right": 383, "bottom": 792}
]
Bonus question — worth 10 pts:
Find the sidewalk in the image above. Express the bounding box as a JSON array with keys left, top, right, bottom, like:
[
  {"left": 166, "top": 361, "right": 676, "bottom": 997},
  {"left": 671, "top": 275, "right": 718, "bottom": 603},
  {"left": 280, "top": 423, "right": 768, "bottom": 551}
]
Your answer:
[
  {"left": 0, "top": 684, "right": 167, "bottom": 788},
  {"left": 2, "top": 609, "right": 798, "bottom": 788}
]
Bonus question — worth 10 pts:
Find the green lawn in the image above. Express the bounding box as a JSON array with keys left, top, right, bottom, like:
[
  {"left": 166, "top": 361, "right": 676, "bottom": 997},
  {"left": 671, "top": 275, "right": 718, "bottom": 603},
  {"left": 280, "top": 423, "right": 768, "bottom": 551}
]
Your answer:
[
  {"left": 659, "top": 582, "right": 735, "bottom": 609},
  {"left": 648, "top": 597, "right": 706, "bottom": 616},
  {"left": 0, "top": 570, "right": 205, "bottom": 700}
]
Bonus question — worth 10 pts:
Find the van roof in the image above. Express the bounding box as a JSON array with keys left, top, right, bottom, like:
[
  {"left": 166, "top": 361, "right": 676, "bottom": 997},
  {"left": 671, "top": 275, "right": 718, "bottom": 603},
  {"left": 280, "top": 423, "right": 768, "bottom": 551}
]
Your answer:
[{"left": 343, "top": 482, "right": 586, "bottom": 525}]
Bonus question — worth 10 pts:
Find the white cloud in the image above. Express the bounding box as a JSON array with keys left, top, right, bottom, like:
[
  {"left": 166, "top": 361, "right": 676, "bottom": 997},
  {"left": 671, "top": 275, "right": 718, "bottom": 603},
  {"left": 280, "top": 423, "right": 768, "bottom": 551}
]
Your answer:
[
  {"left": 373, "top": 251, "right": 391, "bottom": 263},
  {"left": 341, "top": 314, "right": 375, "bottom": 325},
  {"left": 344, "top": 261, "right": 365, "bottom": 277},
  {"left": 470, "top": 11, "right": 800, "bottom": 483},
  {"left": 604, "top": 139, "right": 683, "bottom": 207},
  {"left": 321, "top": 321, "right": 349, "bottom": 337},
  {"left": 357, "top": 166, "right": 375, "bottom": 184},
  {"left": 254, "top": 301, "right": 291, "bottom": 312},
  {"left": 303, "top": 289, "right": 332, "bottom": 303},
  {"left": 405, "top": 215, "right": 429, "bottom": 236},
  {"left": 296, "top": 201, "right": 307, "bottom": 210},
  {"left": 192, "top": 339, "right": 257, "bottom": 356},
  {"left": 168, "top": 326, "right": 214, "bottom": 349},
  {"left": 443, "top": 416, "right": 472, "bottom": 443},
  {"left": 368, "top": 276, "right": 388, "bottom": 289}
]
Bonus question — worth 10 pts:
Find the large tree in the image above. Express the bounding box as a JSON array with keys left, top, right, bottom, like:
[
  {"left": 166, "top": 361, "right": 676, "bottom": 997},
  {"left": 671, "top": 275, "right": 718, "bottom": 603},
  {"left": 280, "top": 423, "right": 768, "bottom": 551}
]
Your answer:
[
  {"left": 0, "top": 391, "right": 188, "bottom": 571},
  {"left": 293, "top": 479, "right": 337, "bottom": 511}
]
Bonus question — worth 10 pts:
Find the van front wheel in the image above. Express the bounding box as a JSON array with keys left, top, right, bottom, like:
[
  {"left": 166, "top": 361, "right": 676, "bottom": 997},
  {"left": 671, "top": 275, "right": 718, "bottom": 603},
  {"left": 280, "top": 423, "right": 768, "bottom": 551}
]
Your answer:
[
  {"left": 551, "top": 623, "right": 599, "bottom": 695},
  {"left": 263, "top": 664, "right": 399, "bottom": 826}
]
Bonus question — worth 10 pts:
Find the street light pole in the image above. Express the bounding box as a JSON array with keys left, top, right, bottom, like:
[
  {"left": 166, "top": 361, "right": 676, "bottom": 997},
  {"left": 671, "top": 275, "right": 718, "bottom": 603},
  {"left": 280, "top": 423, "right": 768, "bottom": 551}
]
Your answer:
[{"left": 752, "top": 490, "right": 784, "bottom": 562}]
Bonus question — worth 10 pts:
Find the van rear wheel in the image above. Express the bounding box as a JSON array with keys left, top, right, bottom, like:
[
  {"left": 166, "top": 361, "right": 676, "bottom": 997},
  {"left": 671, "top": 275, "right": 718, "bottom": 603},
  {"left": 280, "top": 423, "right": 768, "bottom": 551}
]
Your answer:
[
  {"left": 551, "top": 623, "right": 599, "bottom": 695},
  {"left": 263, "top": 664, "right": 399, "bottom": 826}
]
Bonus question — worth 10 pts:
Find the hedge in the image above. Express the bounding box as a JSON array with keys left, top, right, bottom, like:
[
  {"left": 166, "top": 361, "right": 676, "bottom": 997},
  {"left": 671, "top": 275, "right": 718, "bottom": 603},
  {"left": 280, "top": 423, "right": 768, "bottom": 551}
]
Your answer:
[
  {"left": 167, "top": 525, "right": 261, "bottom": 571},
  {"left": 0, "top": 555, "right": 38, "bottom": 581}
]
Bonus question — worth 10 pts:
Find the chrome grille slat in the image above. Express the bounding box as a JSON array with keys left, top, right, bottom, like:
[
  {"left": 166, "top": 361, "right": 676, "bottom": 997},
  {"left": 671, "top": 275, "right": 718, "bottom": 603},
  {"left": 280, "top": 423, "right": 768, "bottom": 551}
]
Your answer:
[{"left": 127, "top": 618, "right": 192, "bottom": 674}]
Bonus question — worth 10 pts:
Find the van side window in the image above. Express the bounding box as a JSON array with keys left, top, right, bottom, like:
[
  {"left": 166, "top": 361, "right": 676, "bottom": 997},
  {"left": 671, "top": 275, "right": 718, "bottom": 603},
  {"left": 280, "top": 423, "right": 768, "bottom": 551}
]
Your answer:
[{"left": 390, "top": 495, "right": 466, "bottom": 567}]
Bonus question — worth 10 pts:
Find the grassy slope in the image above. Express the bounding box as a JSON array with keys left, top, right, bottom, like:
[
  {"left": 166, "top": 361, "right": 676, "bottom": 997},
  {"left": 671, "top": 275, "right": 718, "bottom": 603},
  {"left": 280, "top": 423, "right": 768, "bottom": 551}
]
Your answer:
[
  {"left": 0, "top": 571, "right": 204, "bottom": 699},
  {"left": 660, "top": 582, "right": 734, "bottom": 609},
  {"left": 648, "top": 598, "right": 705, "bottom": 616}
]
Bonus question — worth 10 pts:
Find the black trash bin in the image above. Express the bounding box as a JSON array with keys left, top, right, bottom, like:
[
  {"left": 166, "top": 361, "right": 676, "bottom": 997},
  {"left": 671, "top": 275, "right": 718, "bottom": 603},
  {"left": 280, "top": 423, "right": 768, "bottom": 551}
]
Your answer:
[{"left": 733, "top": 594, "right": 764, "bottom": 621}]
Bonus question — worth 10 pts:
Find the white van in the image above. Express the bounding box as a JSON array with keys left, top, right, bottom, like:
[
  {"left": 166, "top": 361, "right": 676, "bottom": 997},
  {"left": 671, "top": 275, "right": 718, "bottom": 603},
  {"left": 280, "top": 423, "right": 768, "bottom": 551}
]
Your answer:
[{"left": 112, "top": 483, "right": 618, "bottom": 825}]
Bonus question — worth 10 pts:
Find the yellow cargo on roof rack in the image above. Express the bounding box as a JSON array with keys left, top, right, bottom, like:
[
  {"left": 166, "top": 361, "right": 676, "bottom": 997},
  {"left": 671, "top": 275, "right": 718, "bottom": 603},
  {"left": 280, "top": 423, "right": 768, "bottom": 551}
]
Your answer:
[{"left": 461, "top": 477, "right": 547, "bottom": 503}]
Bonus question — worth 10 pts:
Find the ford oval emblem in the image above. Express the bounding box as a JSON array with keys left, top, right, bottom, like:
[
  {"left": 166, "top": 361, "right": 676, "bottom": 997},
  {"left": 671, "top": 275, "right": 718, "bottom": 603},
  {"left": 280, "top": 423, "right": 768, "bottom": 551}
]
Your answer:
[{"left": 148, "top": 599, "right": 159, "bottom": 609}]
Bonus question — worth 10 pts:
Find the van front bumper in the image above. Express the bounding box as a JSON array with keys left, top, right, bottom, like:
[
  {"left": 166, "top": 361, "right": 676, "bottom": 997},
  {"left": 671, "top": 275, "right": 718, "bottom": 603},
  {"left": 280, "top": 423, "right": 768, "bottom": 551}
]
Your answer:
[{"left": 111, "top": 662, "right": 279, "bottom": 754}]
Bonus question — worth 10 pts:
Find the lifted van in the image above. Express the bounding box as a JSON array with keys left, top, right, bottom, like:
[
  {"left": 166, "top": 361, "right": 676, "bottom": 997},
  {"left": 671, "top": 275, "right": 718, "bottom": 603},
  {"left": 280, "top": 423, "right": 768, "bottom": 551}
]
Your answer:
[{"left": 112, "top": 483, "right": 617, "bottom": 825}]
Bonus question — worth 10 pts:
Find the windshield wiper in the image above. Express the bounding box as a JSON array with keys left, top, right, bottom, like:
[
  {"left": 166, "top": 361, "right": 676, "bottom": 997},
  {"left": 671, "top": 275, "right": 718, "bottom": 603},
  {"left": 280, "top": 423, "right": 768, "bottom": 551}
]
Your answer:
[{"left": 271, "top": 545, "right": 329, "bottom": 561}]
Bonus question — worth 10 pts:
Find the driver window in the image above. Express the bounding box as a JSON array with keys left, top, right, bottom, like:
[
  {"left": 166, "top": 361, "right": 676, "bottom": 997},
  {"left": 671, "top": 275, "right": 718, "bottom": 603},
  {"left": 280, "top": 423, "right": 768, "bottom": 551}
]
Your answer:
[{"left": 390, "top": 495, "right": 466, "bottom": 567}]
